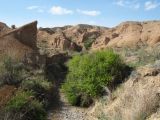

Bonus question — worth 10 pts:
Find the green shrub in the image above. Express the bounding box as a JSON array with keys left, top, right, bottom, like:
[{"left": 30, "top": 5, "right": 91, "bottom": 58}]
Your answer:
[
  {"left": 62, "top": 50, "right": 125, "bottom": 107},
  {"left": 21, "top": 76, "right": 51, "bottom": 93},
  {"left": 84, "top": 34, "right": 97, "bottom": 50},
  {"left": 6, "top": 90, "right": 34, "bottom": 111},
  {"left": 0, "top": 56, "right": 25, "bottom": 86},
  {"left": 21, "top": 76, "right": 52, "bottom": 105},
  {"left": 0, "top": 57, "right": 50, "bottom": 120},
  {"left": 84, "top": 38, "right": 95, "bottom": 50},
  {"left": 26, "top": 100, "right": 47, "bottom": 120},
  {"left": 6, "top": 90, "right": 46, "bottom": 120}
]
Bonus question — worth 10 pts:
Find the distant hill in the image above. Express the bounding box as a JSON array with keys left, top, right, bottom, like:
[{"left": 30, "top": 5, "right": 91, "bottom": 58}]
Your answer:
[
  {"left": 38, "top": 21, "right": 160, "bottom": 54},
  {"left": 1, "top": 20, "right": 160, "bottom": 57}
]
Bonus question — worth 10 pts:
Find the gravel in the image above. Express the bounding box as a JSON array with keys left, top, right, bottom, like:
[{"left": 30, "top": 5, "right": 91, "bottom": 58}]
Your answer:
[{"left": 47, "top": 92, "right": 89, "bottom": 120}]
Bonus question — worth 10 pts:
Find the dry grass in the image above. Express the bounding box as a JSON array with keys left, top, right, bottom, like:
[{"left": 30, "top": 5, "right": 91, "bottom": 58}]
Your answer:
[
  {"left": 114, "top": 44, "right": 160, "bottom": 67},
  {"left": 0, "top": 85, "right": 17, "bottom": 108},
  {"left": 105, "top": 65, "right": 160, "bottom": 120},
  {"left": 89, "top": 61, "right": 160, "bottom": 120}
]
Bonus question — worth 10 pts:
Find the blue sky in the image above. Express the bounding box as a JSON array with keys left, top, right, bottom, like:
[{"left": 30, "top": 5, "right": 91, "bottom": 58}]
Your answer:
[{"left": 0, "top": 0, "right": 160, "bottom": 27}]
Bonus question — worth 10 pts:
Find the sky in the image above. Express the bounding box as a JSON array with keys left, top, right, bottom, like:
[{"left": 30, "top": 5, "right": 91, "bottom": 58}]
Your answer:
[{"left": 0, "top": 0, "right": 160, "bottom": 28}]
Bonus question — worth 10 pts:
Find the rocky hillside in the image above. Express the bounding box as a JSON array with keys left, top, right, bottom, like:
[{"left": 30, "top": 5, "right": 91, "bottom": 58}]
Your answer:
[
  {"left": 1, "top": 20, "right": 160, "bottom": 57},
  {"left": 38, "top": 21, "right": 160, "bottom": 54}
]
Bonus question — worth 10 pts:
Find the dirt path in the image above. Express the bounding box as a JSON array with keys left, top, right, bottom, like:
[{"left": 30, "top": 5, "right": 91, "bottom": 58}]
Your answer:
[
  {"left": 47, "top": 91, "right": 89, "bottom": 120},
  {"left": 46, "top": 65, "right": 90, "bottom": 120}
]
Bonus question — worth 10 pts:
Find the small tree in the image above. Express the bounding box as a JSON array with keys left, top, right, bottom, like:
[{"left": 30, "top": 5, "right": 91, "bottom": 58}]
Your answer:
[
  {"left": 62, "top": 50, "right": 126, "bottom": 107},
  {"left": 11, "top": 25, "right": 16, "bottom": 29}
]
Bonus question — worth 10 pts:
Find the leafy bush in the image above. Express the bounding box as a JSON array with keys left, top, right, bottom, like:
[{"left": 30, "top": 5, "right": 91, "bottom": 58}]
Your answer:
[
  {"left": 62, "top": 50, "right": 126, "bottom": 107},
  {"left": 6, "top": 90, "right": 46, "bottom": 120},
  {"left": 6, "top": 90, "right": 34, "bottom": 111}
]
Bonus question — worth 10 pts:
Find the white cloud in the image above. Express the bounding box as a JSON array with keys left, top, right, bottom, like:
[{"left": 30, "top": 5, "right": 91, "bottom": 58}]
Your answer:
[
  {"left": 26, "top": 6, "right": 44, "bottom": 13},
  {"left": 77, "top": 9, "right": 101, "bottom": 16},
  {"left": 27, "top": 6, "right": 39, "bottom": 10},
  {"left": 114, "top": 0, "right": 140, "bottom": 9},
  {"left": 49, "top": 6, "right": 73, "bottom": 15},
  {"left": 145, "top": 1, "right": 160, "bottom": 10}
]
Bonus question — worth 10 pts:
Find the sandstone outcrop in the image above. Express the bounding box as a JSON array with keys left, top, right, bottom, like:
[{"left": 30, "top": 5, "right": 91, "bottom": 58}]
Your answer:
[
  {"left": 92, "top": 21, "right": 160, "bottom": 49},
  {"left": 14, "top": 21, "right": 37, "bottom": 48},
  {"left": 0, "top": 21, "right": 38, "bottom": 65}
]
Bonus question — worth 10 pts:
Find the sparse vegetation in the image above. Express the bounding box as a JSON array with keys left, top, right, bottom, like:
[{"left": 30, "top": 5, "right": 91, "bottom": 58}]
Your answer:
[
  {"left": 62, "top": 50, "right": 127, "bottom": 107},
  {"left": 98, "top": 112, "right": 109, "bottom": 120},
  {"left": 0, "top": 56, "right": 25, "bottom": 86},
  {"left": 21, "top": 76, "right": 51, "bottom": 93},
  {"left": 84, "top": 35, "right": 97, "bottom": 50},
  {"left": 0, "top": 56, "right": 52, "bottom": 120},
  {"left": 115, "top": 45, "right": 160, "bottom": 67},
  {"left": 21, "top": 75, "right": 52, "bottom": 106},
  {"left": 84, "top": 38, "right": 96, "bottom": 50}
]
